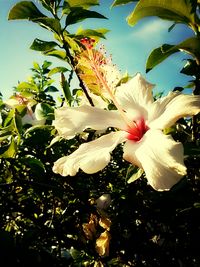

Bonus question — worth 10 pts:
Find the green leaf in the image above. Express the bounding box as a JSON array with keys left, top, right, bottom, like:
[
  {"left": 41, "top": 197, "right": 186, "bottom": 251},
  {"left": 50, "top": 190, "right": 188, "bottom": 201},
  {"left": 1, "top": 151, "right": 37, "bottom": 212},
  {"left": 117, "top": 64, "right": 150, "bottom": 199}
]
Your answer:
[
  {"left": 48, "top": 67, "right": 69, "bottom": 76},
  {"left": 194, "top": 203, "right": 200, "bottom": 208},
  {"left": 3, "top": 109, "right": 15, "bottom": 127},
  {"left": 0, "top": 99, "right": 4, "bottom": 108},
  {"left": 127, "top": 0, "right": 195, "bottom": 27},
  {"left": 60, "top": 73, "right": 73, "bottom": 105},
  {"left": 180, "top": 59, "right": 199, "bottom": 76},
  {"left": 8, "top": 1, "right": 46, "bottom": 20},
  {"left": 16, "top": 81, "right": 39, "bottom": 92},
  {"left": 172, "top": 86, "right": 184, "bottom": 92},
  {"left": 0, "top": 137, "right": 17, "bottom": 158},
  {"left": 65, "top": 7, "right": 107, "bottom": 26},
  {"left": 111, "top": 0, "right": 137, "bottom": 7},
  {"left": 178, "top": 37, "right": 200, "bottom": 59},
  {"left": 146, "top": 37, "right": 200, "bottom": 72},
  {"left": 70, "top": 248, "right": 83, "bottom": 261},
  {"left": 35, "top": 103, "right": 54, "bottom": 120},
  {"left": 13, "top": 112, "right": 23, "bottom": 134},
  {"left": 39, "top": 1, "right": 52, "bottom": 12},
  {"left": 127, "top": 167, "right": 144, "bottom": 184},
  {"left": 168, "top": 23, "right": 177, "bottom": 32},
  {"left": 42, "top": 60, "right": 52, "bottom": 70},
  {"left": 184, "top": 81, "right": 195, "bottom": 89},
  {"left": 24, "top": 124, "right": 54, "bottom": 136},
  {"left": 24, "top": 125, "right": 55, "bottom": 147},
  {"left": 67, "top": 0, "right": 99, "bottom": 8},
  {"left": 63, "top": 0, "right": 99, "bottom": 14},
  {"left": 0, "top": 125, "right": 14, "bottom": 139},
  {"left": 76, "top": 28, "right": 109, "bottom": 39},
  {"left": 116, "top": 71, "right": 132, "bottom": 86},
  {"left": 30, "top": 38, "right": 59, "bottom": 52},
  {"left": 43, "top": 49, "right": 67, "bottom": 61},
  {"left": 44, "top": 86, "right": 59, "bottom": 92},
  {"left": 33, "top": 61, "right": 40, "bottom": 70},
  {"left": 146, "top": 44, "right": 175, "bottom": 72},
  {"left": 32, "top": 17, "right": 62, "bottom": 34},
  {"left": 0, "top": 134, "right": 11, "bottom": 143},
  {"left": 21, "top": 156, "right": 45, "bottom": 175},
  {"left": 64, "top": 35, "right": 81, "bottom": 52}
]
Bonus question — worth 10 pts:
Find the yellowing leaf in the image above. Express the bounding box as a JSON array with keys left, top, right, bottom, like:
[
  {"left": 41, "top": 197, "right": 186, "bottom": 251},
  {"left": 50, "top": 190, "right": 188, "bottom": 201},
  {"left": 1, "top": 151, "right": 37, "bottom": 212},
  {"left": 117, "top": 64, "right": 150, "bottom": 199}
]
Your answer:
[
  {"left": 82, "top": 214, "right": 98, "bottom": 240},
  {"left": 99, "top": 217, "right": 111, "bottom": 231},
  {"left": 95, "top": 231, "right": 111, "bottom": 257}
]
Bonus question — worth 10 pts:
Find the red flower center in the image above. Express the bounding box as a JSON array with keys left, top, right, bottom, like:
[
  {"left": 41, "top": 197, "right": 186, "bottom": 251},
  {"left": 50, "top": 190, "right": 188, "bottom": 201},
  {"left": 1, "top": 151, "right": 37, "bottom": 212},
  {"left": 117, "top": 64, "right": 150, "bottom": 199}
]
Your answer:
[{"left": 127, "top": 118, "right": 149, "bottom": 142}]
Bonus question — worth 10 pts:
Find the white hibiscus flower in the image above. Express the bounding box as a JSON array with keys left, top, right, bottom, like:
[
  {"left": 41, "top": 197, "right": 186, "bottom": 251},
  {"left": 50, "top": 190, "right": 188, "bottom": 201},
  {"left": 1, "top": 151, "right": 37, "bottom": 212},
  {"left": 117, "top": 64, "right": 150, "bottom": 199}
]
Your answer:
[{"left": 52, "top": 73, "right": 200, "bottom": 191}]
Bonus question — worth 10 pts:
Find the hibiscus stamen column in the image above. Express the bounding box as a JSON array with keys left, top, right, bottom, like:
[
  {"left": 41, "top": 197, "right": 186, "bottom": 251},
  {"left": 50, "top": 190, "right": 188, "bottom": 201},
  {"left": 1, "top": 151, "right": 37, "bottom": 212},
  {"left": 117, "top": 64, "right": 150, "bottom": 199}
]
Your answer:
[{"left": 80, "top": 38, "right": 135, "bottom": 129}]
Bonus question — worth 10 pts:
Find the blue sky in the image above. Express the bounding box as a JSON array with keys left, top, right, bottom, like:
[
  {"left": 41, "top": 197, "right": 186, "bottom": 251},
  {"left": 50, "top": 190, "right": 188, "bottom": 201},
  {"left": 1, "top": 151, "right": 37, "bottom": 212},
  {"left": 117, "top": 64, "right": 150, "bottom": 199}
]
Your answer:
[{"left": 0, "top": 0, "right": 194, "bottom": 99}]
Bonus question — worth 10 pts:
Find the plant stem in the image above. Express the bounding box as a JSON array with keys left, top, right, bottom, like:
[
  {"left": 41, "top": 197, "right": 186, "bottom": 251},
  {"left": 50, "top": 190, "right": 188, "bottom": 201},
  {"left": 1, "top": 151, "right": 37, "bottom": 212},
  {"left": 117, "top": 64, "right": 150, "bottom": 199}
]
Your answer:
[
  {"left": 50, "top": 5, "right": 94, "bottom": 107},
  {"left": 61, "top": 40, "right": 94, "bottom": 106}
]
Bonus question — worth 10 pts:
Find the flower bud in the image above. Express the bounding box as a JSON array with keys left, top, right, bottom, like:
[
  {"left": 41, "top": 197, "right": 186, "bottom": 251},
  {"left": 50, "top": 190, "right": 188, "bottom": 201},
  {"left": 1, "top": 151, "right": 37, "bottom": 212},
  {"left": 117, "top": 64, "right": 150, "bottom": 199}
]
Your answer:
[{"left": 96, "top": 194, "right": 111, "bottom": 210}]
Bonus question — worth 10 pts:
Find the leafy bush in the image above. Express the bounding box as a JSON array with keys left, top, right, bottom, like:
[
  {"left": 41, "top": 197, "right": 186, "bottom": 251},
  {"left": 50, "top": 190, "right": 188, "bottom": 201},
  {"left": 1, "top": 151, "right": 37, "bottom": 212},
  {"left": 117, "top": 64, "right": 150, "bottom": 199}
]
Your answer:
[{"left": 0, "top": 1, "right": 200, "bottom": 266}]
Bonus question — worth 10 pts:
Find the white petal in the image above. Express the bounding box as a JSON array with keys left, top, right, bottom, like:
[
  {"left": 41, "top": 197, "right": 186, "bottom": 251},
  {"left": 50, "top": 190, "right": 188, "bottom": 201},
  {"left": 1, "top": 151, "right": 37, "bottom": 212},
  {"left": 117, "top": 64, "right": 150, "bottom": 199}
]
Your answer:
[
  {"left": 22, "top": 113, "right": 46, "bottom": 126},
  {"left": 123, "top": 129, "right": 187, "bottom": 191},
  {"left": 148, "top": 92, "right": 200, "bottom": 129},
  {"left": 53, "top": 105, "right": 126, "bottom": 139},
  {"left": 53, "top": 131, "right": 127, "bottom": 176},
  {"left": 115, "top": 73, "right": 154, "bottom": 119}
]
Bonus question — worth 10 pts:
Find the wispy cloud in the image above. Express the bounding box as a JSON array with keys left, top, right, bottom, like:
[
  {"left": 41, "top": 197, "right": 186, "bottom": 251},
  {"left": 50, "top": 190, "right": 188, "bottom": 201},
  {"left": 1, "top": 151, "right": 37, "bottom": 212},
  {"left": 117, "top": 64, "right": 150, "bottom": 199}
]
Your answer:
[{"left": 129, "top": 19, "right": 171, "bottom": 42}]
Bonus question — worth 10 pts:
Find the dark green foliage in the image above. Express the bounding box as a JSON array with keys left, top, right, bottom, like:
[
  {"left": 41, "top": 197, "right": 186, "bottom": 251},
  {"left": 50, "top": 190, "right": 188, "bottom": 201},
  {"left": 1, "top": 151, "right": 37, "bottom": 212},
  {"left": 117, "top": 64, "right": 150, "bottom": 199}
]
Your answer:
[
  {"left": 1, "top": 78, "right": 200, "bottom": 265},
  {"left": 2, "top": 0, "right": 200, "bottom": 266},
  {"left": 1, "top": 132, "right": 200, "bottom": 266}
]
